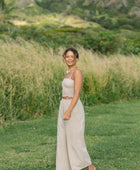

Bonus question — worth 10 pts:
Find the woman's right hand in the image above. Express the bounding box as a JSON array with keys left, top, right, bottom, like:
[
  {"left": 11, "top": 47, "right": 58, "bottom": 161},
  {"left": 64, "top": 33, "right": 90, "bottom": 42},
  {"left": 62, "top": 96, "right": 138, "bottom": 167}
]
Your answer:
[{"left": 63, "top": 111, "right": 71, "bottom": 120}]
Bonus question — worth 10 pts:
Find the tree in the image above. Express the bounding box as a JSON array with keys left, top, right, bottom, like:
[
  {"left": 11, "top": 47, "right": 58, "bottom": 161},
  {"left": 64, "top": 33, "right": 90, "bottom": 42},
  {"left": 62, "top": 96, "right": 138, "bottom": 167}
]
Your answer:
[
  {"left": 0, "top": 0, "right": 17, "bottom": 24},
  {"left": 0, "top": 0, "right": 5, "bottom": 11},
  {"left": 0, "top": 0, "right": 5, "bottom": 23},
  {"left": 34, "top": 0, "right": 69, "bottom": 12},
  {"left": 34, "top": 0, "right": 52, "bottom": 9}
]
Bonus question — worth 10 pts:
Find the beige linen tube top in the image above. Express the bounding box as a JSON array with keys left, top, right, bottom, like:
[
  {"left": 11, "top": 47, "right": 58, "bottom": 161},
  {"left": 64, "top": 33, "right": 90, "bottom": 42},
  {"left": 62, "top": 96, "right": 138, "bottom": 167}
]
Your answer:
[{"left": 62, "top": 78, "right": 75, "bottom": 97}]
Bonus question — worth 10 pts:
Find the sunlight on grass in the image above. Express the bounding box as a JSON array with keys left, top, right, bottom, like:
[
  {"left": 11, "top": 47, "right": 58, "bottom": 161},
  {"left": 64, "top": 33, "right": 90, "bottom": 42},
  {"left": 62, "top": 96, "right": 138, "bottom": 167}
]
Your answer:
[
  {"left": 11, "top": 12, "right": 102, "bottom": 28},
  {"left": 58, "top": 14, "right": 101, "bottom": 28},
  {"left": 12, "top": 20, "right": 29, "bottom": 25}
]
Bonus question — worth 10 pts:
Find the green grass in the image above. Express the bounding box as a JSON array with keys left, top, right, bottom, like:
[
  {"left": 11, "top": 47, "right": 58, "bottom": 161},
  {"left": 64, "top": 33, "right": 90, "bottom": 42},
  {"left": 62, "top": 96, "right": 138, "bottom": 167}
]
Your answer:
[{"left": 0, "top": 99, "right": 140, "bottom": 170}]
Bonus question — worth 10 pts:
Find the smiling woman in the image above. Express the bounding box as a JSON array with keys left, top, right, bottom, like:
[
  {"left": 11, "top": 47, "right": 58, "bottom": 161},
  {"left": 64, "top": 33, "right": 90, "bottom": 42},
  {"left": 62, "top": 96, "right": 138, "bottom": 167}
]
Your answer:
[
  {"left": 62, "top": 47, "right": 79, "bottom": 73},
  {"left": 56, "top": 47, "right": 96, "bottom": 170}
]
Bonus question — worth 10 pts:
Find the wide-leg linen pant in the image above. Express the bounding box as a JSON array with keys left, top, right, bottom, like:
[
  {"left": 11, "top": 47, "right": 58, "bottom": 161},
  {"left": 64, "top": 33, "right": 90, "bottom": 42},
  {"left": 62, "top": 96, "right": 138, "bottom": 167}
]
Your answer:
[{"left": 56, "top": 98, "right": 92, "bottom": 170}]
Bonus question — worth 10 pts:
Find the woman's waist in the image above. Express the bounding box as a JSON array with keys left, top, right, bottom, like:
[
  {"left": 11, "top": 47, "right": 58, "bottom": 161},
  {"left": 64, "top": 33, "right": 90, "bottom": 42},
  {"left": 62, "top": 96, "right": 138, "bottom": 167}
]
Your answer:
[
  {"left": 62, "top": 92, "right": 74, "bottom": 98},
  {"left": 62, "top": 96, "right": 73, "bottom": 99},
  {"left": 61, "top": 96, "right": 81, "bottom": 101}
]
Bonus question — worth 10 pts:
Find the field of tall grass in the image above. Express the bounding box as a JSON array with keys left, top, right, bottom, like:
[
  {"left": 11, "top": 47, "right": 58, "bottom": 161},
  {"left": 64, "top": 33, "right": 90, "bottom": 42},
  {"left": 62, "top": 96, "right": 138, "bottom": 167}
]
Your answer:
[{"left": 0, "top": 38, "right": 140, "bottom": 122}]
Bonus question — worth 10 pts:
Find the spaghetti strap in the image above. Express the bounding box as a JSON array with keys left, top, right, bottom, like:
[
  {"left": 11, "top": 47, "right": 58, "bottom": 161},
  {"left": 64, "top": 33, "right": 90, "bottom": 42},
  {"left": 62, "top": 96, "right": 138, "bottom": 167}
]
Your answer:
[
  {"left": 70, "top": 68, "right": 79, "bottom": 79},
  {"left": 70, "top": 70, "right": 75, "bottom": 79}
]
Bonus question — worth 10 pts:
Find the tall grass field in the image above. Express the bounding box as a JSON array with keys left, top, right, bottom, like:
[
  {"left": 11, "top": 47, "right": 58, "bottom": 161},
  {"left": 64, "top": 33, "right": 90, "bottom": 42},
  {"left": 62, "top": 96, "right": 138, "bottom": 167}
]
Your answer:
[{"left": 0, "top": 38, "right": 140, "bottom": 122}]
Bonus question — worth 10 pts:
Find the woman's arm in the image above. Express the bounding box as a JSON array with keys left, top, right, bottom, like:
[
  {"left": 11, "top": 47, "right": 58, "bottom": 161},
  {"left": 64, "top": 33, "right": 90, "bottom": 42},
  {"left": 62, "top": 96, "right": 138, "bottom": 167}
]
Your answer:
[{"left": 63, "top": 69, "right": 83, "bottom": 120}]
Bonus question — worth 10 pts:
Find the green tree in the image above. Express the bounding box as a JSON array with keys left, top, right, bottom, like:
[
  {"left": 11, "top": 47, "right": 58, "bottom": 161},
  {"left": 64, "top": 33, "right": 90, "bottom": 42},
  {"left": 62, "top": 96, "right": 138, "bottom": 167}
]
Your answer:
[
  {"left": 0, "top": 0, "right": 5, "bottom": 23},
  {"left": 0, "top": 0, "right": 17, "bottom": 23},
  {"left": 34, "top": 0, "right": 69, "bottom": 12},
  {"left": 0, "top": 0, "right": 5, "bottom": 11},
  {"left": 34, "top": 0, "right": 55, "bottom": 10}
]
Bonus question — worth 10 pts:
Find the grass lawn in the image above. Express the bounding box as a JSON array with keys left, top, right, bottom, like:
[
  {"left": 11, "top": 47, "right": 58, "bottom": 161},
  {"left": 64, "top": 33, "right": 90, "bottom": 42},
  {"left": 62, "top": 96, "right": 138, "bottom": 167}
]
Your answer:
[{"left": 0, "top": 99, "right": 140, "bottom": 170}]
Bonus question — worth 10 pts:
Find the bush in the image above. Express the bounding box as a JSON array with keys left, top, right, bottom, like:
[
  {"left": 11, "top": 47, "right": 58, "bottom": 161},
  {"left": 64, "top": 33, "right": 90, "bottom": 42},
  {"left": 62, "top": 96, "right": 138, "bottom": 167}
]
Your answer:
[
  {"left": 121, "top": 38, "right": 140, "bottom": 55},
  {"left": 83, "top": 31, "right": 120, "bottom": 54},
  {"left": 0, "top": 23, "right": 139, "bottom": 55}
]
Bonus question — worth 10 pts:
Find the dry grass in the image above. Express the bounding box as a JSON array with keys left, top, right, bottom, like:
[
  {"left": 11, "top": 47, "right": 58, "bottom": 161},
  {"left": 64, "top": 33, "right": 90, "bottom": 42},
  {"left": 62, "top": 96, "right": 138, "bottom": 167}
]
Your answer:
[
  {"left": 0, "top": 38, "right": 140, "bottom": 121},
  {"left": 77, "top": 47, "right": 140, "bottom": 97}
]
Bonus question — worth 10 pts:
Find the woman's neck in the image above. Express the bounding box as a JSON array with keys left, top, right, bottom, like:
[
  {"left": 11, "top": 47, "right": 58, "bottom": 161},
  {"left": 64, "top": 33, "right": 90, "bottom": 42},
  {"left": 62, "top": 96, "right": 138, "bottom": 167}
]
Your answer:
[{"left": 68, "top": 65, "right": 77, "bottom": 70}]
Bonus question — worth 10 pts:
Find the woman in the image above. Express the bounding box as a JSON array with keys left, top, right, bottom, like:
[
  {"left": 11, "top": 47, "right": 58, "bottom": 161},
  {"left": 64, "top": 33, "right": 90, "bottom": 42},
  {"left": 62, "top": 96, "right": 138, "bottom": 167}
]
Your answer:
[{"left": 56, "top": 48, "right": 96, "bottom": 170}]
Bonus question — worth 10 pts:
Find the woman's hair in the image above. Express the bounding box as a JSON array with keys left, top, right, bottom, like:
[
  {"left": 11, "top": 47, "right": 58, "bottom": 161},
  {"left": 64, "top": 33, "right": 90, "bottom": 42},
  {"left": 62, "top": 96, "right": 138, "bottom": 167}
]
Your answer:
[{"left": 63, "top": 47, "right": 79, "bottom": 59}]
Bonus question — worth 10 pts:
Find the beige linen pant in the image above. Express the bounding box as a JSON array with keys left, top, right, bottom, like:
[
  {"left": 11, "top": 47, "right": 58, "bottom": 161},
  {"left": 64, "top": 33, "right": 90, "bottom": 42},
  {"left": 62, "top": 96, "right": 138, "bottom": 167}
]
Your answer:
[{"left": 56, "top": 98, "right": 92, "bottom": 170}]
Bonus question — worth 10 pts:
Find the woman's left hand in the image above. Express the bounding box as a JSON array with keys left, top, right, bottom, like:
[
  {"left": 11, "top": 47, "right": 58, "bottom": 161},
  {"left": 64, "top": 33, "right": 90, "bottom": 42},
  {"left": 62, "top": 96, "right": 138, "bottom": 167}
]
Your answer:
[{"left": 63, "top": 111, "right": 71, "bottom": 120}]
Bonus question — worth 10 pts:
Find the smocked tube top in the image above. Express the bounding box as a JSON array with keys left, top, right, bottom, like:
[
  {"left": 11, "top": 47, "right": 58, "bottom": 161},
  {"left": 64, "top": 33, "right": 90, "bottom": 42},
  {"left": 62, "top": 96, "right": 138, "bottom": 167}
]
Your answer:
[{"left": 62, "top": 78, "right": 75, "bottom": 97}]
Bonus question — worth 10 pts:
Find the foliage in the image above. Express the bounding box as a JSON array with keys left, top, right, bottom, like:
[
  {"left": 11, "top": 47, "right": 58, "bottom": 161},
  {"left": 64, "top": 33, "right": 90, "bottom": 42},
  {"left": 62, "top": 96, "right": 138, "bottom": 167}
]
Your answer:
[
  {"left": 0, "top": 0, "right": 5, "bottom": 11},
  {"left": 0, "top": 23, "right": 124, "bottom": 54},
  {"left": 33, "top": 0, "right": 140, "bottom": 31},
  {"left": 121, "top": 38, "right": 140, "bottom": 55},
  {"left": 0, "top": 20, "right": 140, "bottom": 55},
  {"left": 0, "top": 0, "right": 18, "bottom": 23},
  {"left": 0, "top": 0, "right": 140, "bottom": 55},
  {"left": 83, "top": 31, "right": 120, "bottom": 54},
  {"left": 34, "top": 0, "right": 70, "bottom": 13}
]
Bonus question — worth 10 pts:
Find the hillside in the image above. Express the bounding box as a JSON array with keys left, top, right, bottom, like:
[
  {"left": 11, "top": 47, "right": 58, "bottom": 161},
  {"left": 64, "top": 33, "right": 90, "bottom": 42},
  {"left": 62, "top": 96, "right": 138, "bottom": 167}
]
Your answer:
[
  {"left": 10, "top": 0, "right": 140, "bottom": 31},
  {"left": 33, "top": 0, "right": 140, "bottom": 16},
  {"left": 1, "top": 0, "right": 140, "bottom": 30},
  {"left": 0, "top": 0, "right": 140, "bottom": 55},
  {"left": 84, "top": 0, "right": 140, "bottom": 10}
]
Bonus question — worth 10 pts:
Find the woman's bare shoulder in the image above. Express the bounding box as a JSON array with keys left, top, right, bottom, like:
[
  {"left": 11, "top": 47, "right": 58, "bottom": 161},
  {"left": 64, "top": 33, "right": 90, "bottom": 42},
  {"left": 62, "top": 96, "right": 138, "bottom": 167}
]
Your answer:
[{"left": 74, "top": 68, "right": 84, "bottom": 79}]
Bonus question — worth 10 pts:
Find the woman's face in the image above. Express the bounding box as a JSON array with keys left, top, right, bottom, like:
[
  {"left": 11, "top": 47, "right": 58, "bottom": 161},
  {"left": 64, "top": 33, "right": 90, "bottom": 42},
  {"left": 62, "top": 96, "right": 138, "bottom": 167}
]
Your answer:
[{"left": 64, "top": 51, "right": 78, "bottom": 67}]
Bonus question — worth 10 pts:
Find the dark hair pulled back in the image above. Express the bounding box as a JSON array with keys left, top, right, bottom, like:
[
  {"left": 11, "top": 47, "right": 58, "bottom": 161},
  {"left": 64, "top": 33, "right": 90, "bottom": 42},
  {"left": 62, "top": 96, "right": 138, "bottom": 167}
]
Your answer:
[{"left": 63, "top": 47, "right": 79, "bottom": 59}]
